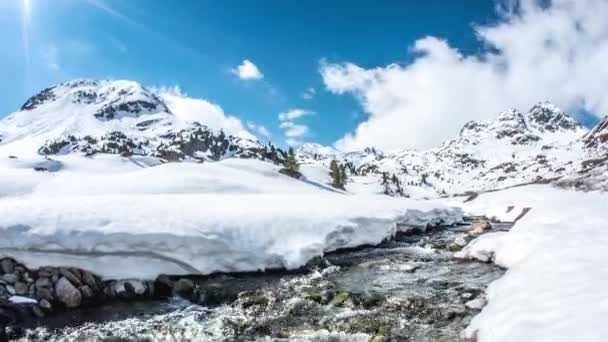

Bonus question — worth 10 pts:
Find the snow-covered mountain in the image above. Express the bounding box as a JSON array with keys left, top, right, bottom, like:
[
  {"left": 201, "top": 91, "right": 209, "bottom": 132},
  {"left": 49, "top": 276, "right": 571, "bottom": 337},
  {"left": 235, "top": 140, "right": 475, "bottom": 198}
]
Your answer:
[
  {"left": 298, "top": 102, "right": 608, "bottom": 196},
  {"left": 0, "top": 79, "right": 285, "bottom": 163},
  {"left": 1, "top": 79, "right": 606, "bottom": 198}
]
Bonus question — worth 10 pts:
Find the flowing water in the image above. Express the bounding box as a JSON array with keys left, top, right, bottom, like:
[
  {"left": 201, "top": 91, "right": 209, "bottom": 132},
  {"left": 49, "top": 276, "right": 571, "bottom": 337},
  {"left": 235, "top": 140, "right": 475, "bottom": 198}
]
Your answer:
[{"left": 15, "top": 220, "right": 511, "bottom": 342}]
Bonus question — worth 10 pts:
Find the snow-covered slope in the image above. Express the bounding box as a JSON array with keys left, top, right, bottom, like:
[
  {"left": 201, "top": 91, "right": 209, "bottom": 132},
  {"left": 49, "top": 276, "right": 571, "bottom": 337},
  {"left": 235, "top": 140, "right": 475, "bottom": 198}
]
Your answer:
[
  {"left": 299, "top": 102, "right": 606, "bottom": 197},
  {"left": 0, "top": 80, "right": 283, "bottom": 163},
  {"left": 0, "top": 80, "right": 465, "bottom": 279},
  {"left": 451, "top": 185, "right": 608, "bottom": 342},
  {"left": 0, "top": 157, "right": 462, "bottom": 279}
]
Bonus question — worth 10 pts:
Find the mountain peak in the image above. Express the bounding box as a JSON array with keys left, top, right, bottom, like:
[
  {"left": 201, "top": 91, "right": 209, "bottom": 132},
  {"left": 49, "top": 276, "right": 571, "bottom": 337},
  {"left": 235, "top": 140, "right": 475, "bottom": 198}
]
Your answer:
[
  {"left": 20, "top": 80, "right": 170, "bottom": 121},
  {"left": 526, "top": 101, "right": 580, "bottom": 132}
]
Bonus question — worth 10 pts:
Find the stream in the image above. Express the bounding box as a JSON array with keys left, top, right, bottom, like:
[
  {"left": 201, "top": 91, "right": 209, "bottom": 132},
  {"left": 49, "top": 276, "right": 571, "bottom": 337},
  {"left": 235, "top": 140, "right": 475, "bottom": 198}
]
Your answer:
[{"left": 13, "top": 219, "right": 511, "bottom": 341}]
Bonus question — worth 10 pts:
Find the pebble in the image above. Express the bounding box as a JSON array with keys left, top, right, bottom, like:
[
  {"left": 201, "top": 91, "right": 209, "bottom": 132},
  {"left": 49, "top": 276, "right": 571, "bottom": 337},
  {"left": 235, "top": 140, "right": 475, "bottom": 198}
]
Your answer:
[{"left": 465, "top": 297, "right": 487, "bottom": 310}]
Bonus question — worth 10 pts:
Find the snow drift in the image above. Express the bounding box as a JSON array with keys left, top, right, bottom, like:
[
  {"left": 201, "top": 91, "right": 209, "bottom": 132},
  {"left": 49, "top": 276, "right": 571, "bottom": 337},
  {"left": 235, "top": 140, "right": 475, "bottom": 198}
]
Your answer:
[
  {"left": 0, "top": 158, "right": 462, "bottom": 280},
  {"left": 451, "top": 185, "right": 608, "bottom": 342}
]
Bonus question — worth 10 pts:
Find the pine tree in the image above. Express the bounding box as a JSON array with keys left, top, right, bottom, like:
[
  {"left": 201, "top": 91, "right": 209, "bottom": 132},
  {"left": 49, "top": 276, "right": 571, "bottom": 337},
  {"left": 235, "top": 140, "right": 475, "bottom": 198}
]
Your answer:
[
  {"left": 329, "top": 160, "right": 347, "bottom": 189},
  {"left": 280, "top": 147, "right": 301, "bottom": 178}
]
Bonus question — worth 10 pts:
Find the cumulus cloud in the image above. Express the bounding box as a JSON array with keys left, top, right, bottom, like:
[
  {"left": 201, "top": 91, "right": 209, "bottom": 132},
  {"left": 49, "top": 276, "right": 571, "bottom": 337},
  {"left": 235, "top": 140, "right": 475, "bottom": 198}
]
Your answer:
[
  {"left": 278, "top": 109, "right": 313, "bottom": 144},
  {"left": 321, "top": 0, "right": 608, "bottom": 151},
  {"left": 158, "top": 88, "right": 255, "bottom": 140},
  {"left": 278, "top": 109, "right": 313, "bottom": 122},
  {"left": 280, "top": 121, "right": 309, "bottom": 137},
  {"left": 231, "top": 59, "right": 264, "bottom": 81}
]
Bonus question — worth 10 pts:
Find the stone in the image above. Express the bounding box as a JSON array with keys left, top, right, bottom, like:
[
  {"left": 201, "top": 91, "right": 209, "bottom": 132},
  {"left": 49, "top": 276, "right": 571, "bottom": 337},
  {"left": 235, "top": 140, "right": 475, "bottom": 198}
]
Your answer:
[
  {"left": 172, "top": 278, "right": 195, "bottom": 299},
  {"left": 329, "top": 291, "right": 350, "bottom": 307},
  {"left": 0, "top": 259, "right": 15, "bottom": 274},
  {"left": 155, "top": 274, "right": 173, "bottom": 297},
  {"left": 465, "top": 297, "right": 487, "bottom": 310},
  {"left": 14, "top": 282, "right": 28, "bottom": 295},
  {"left": 55, "top": 277, "right": 82, "bottom": 308},
  {"left": 79, "top": 285, "right": 95, "bottom": 299},
  {"left": 467, "top": 221, "right": 493, "bottom": 235},
  {"left": 36, "top": 287, "right": 55, "bottom": 302},
  {"left": 59, "top": 268, "right": 82, "bottom": 286},
  {"left": 1, "top": 274, "right": 18, "bottom": 284},
  {"left": 5, "top": 285, "right": 15, "bottom": 295},
  {"left": 238, "top": 290, "right": 270, "bottom": 309},
  {"left": 370, "top": 336, "right": 387, "bottom": 342},
  {"left": 31, "top": 305, "right": 45, "bottom": 318},
  {"left": 81, "top": 271, "right": 99, "bottom": 291},
  {"left": 39, "top": 299, "right": 52, "bottom": 311},
  {"left": 35, "top": 277, "right": 52, "bottom": 290}
]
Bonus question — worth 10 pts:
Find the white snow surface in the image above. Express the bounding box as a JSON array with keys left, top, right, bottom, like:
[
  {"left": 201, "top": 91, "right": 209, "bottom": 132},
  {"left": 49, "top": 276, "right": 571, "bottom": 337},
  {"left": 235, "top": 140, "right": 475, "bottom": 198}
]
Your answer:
[
  {"left": 450, "top": 185, "right": 608, "bottom": 342},
  {"left": 0, "top": 155, "right": 462, "bottom": 280}
]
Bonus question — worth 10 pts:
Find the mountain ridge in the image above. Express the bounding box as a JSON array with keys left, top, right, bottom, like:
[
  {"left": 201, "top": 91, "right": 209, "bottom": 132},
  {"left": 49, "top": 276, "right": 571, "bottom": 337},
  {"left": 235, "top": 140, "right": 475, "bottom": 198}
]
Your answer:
[{"left": 1, "top": 79, "right": 606, "bottom": 196}]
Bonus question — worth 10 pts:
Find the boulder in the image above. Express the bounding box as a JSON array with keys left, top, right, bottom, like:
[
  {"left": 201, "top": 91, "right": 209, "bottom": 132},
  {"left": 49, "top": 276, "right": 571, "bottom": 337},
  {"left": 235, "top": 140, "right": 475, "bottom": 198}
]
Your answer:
[
  {"left": 14, "top": 282, "right": 28, "bottom": 295},
  {"left": 172, "top": 278, "right": 195, "bottom": 299},
  {"left": 1, "top": 274, "right": 18, "bottom": 284},
  {"left": 79, "top": 285, "right": 95, "bottom": 299},
  {"left": 59, "top": 268, "right": 82, "bottom": 286},
  {"left": 55, "top": 277, "right": 82, "bottom": 308},
  {"left": 0, "top": 259, "right": 15, "bottom": 274}
]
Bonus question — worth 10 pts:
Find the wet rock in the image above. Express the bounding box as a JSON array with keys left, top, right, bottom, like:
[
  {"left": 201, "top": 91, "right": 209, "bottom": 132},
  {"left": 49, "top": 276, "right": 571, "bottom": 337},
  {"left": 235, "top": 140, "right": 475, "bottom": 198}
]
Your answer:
[
  {"left": 328, "top": 290, "right": 350, "bottom": 307},
  {"left": 0, "top": 259, "right": 15, "bottom": 274},
  {"left": 38, "top": 299, "right": 52, "bottom": 311},
  {"left": 31, "top": 305, "right": 45, "bottom": 318},
  {"left": 467, "top": 221, "right": 492, "bottom": 235},
  {"left": 1, "top": 274, "right": 18, "bottom": 284},
  {"left": 302, "top": 287, "right": 323, "bottom": 303},
  {"left": 172, "top": 278, "right": 195, "bottom": 299},
  {"left": 448, "top": 236, "right": 470, "bottom": 252},
  {"left": 465, "top": 297, "right": 487, "bottom": 310},
  {"left": 6, "top": 285, "right": 15, "bottom": 296},
  {"left": 238, "top": 290, "right": 270, "bottom": 309},
  {"left": 155, "top": 274, "right": 173, "bottom": 297},
  {"left": 55, "top": 277, "right": 82, "bottom": 308}
]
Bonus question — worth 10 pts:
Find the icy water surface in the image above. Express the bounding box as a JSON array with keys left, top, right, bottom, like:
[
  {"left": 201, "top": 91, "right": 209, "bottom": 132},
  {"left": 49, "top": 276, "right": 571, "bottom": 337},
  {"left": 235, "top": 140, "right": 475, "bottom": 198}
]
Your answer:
[{"left": 18, "top": 221, "right": 511, "bottom": 341}]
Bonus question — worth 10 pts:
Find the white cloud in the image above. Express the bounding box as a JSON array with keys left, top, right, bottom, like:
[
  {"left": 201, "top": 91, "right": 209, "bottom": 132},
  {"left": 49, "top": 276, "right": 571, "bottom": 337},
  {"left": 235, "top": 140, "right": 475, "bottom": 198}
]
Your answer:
[
  {"left": 280, "top": 121, "right": 309, "bottom": 137},
  {"left": 247, "top": 121, "right": 272, "bottom": 139},
  {"left": 277, "top": 108, "right": 313, "bottom": 143},
  {"left": 40, "top": 45, "right": 60, "bottom": 71},
  {"left": 301, "top": 87, "right": 316, "bottom": 100},
  {"left": 278, "top": 109, "right": 313, "bottom": 122},
  {"left": 321, "top": 0, "right": 608, "bottom": 151},
  {"left": 158, "top": 89, "right": 255, "bottom": 140},
  {"left": 231, "top": 59, "right": 264, "bottom": 81}
]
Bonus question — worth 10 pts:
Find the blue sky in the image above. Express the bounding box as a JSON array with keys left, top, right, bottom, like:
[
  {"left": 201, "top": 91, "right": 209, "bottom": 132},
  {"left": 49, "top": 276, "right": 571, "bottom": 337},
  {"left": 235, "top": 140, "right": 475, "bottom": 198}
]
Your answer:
[{"left": 0, "top": 0, "right": 500, "bottom": 146}]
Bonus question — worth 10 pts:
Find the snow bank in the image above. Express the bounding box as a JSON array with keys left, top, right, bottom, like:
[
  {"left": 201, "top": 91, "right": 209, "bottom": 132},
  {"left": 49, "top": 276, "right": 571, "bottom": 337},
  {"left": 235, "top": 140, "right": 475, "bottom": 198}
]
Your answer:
[
  {"left": 452, "top": 185, "right": 608, "bottom": 342},
  {"left": 0, "top": 156, "right": 462, "bottom": 280}
]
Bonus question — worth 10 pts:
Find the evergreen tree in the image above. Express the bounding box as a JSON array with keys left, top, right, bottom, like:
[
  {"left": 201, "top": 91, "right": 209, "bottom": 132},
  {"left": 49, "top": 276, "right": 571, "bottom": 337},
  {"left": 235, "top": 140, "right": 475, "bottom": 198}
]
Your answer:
[
  {"left": 329, "top": 160, "right": 348, "bottom": 189},
  {"left": 280, "top": 147, "right": 301, "bottom": 178}
]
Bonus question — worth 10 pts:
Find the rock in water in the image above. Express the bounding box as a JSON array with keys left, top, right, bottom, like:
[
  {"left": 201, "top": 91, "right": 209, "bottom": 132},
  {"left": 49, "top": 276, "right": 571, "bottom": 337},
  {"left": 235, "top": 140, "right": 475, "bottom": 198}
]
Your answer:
[
  {"left": 172, "top": 279, "right": 195, "bottom": 299},
  {"left": 467, "top": 221, "right": 492, "bottom": 235},
  {"left": 55, "top": 277, "right": 82, "bottom": 308}
]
